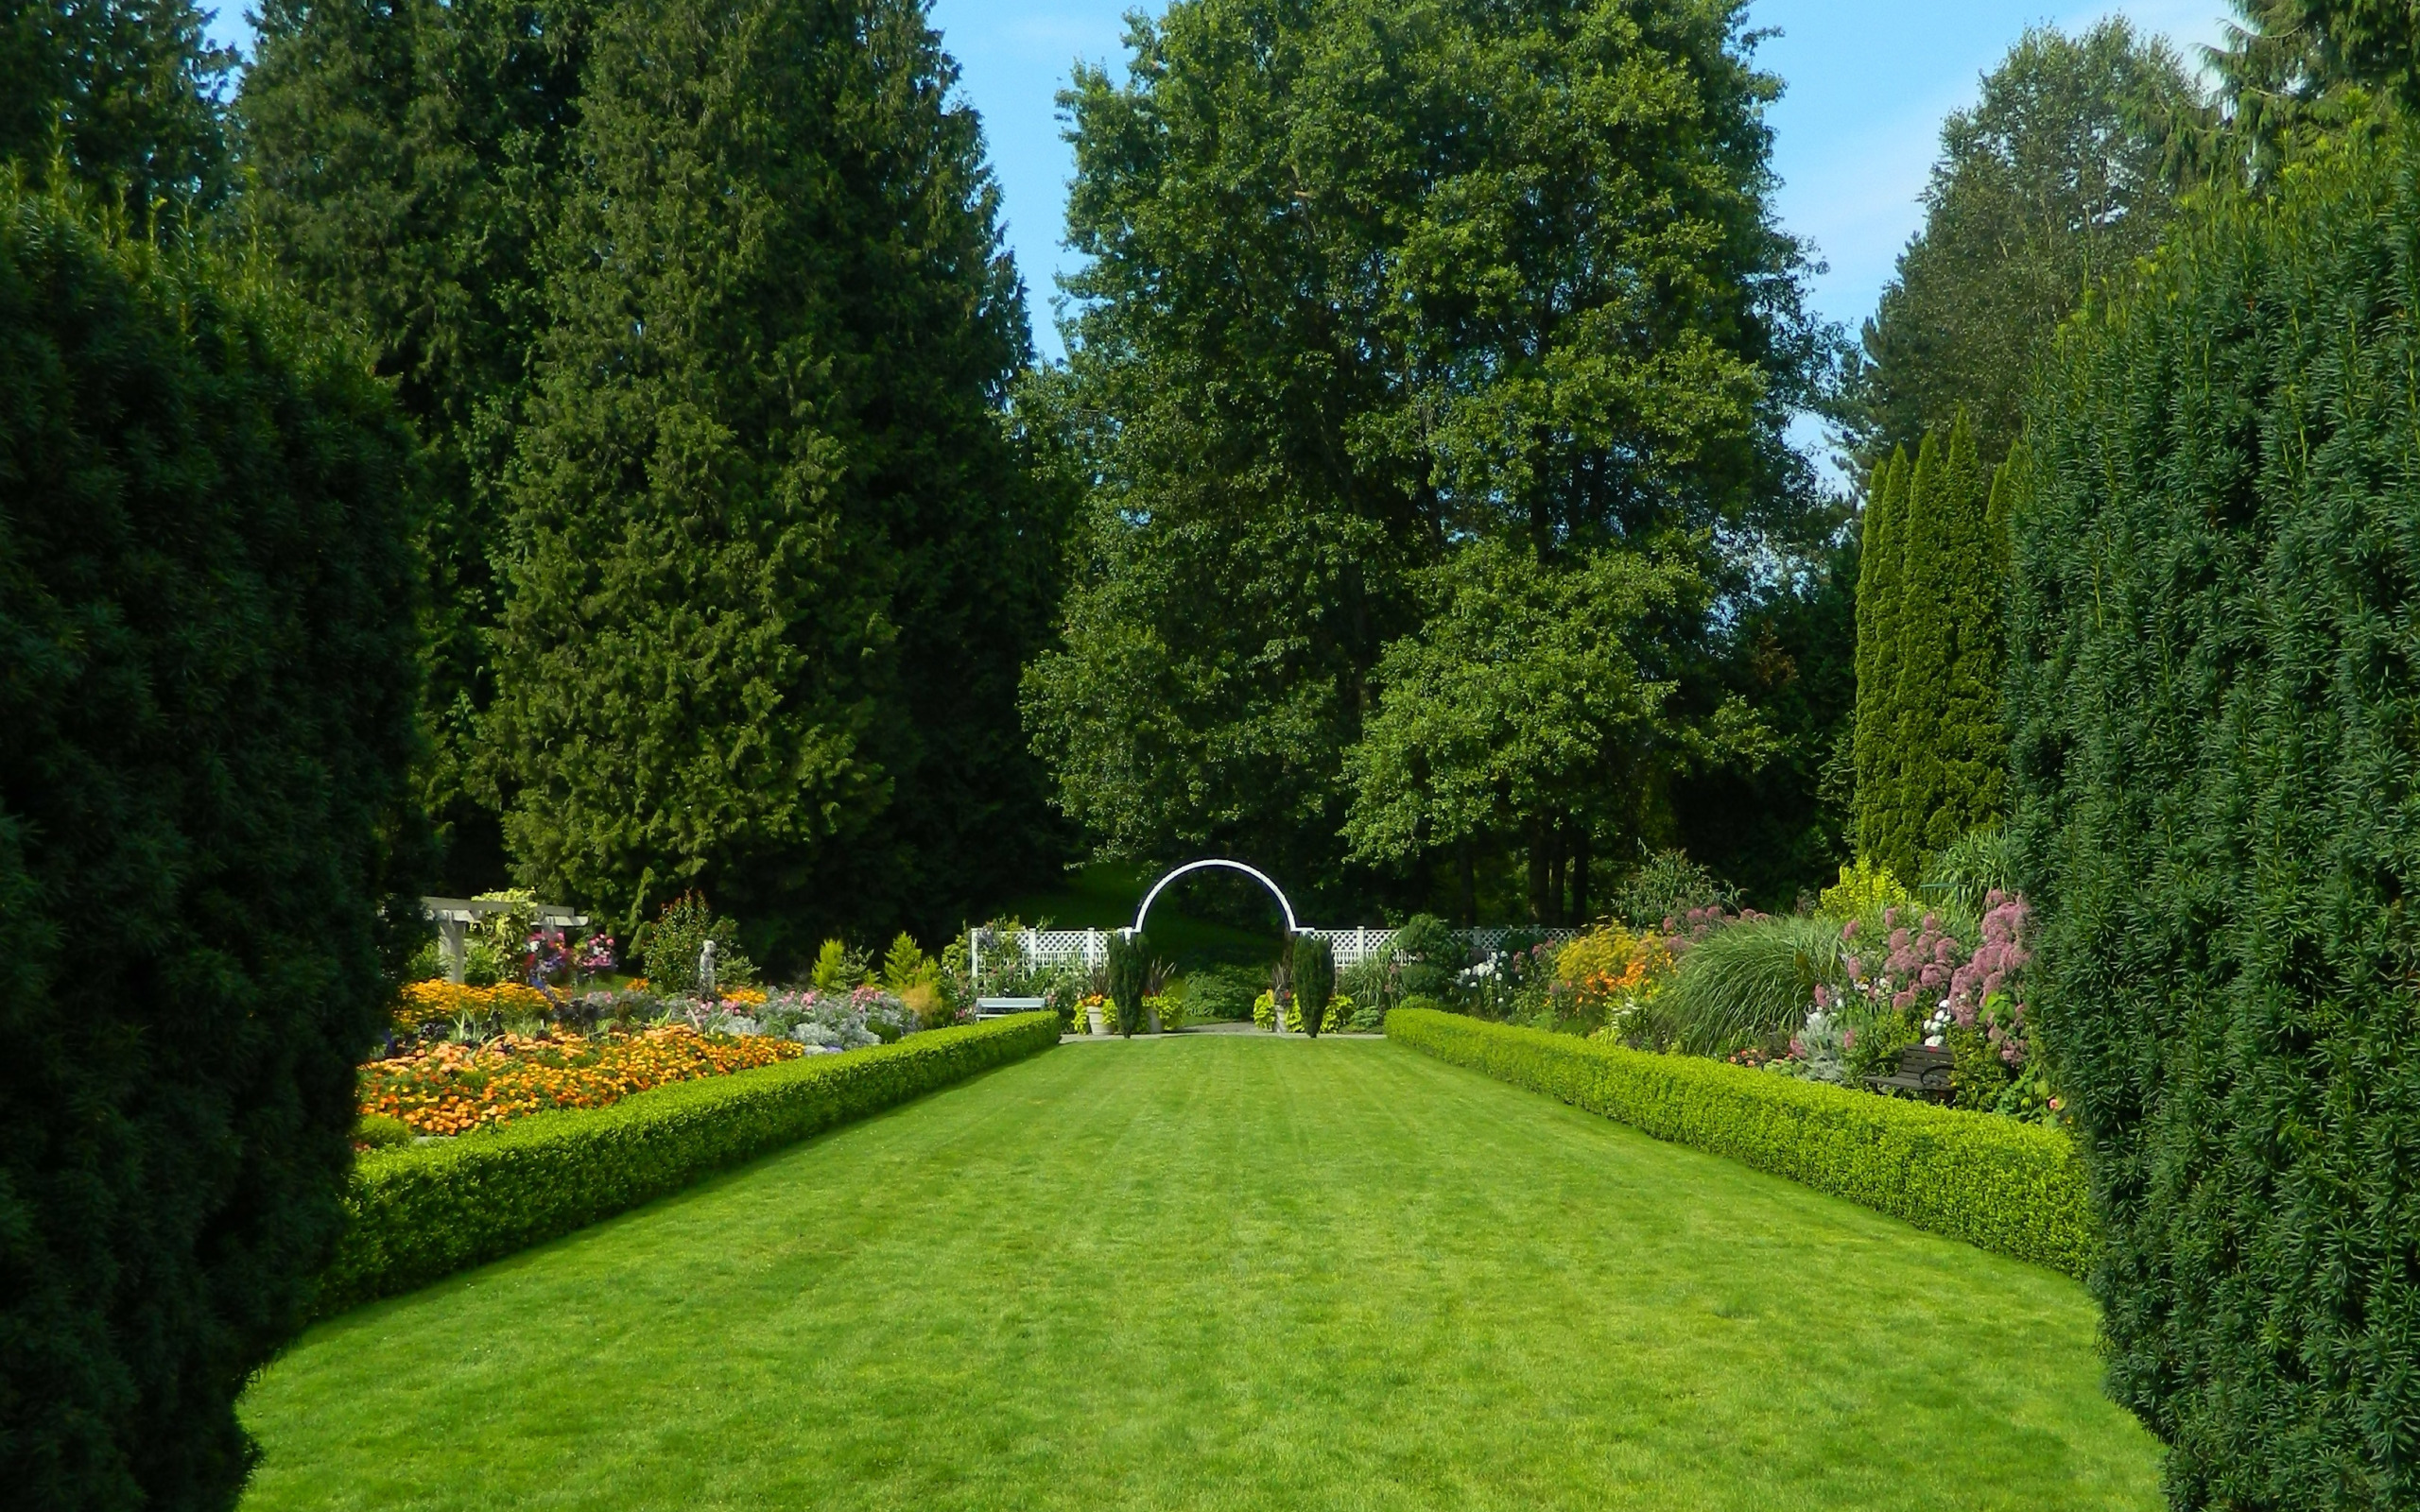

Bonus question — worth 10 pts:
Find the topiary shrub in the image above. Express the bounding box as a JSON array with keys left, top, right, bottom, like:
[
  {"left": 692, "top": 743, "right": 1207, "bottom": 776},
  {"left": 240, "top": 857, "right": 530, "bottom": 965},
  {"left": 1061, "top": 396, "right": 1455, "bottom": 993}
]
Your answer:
[
  {"left": 2008, "top": 127, "right": 2420, "bottom": 1507},
  {"left": 0, "top": 193, "right": 423, "bottom": 1511},
  {"left": 1292, "top": 935, "right": 1335, "bottom": 1039},
  {"left": 1105, "top": 931, "right": 1148, "bottom": 1038}
]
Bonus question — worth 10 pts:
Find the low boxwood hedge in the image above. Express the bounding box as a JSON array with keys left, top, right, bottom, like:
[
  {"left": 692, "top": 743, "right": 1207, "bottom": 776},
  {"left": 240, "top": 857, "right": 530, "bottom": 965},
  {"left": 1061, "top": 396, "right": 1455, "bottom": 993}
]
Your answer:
[
  {"left": 319, "top": 1013, "right": 1059, "bottom": 1314},
  {"left": 1386, "top": 1009, "right": 2092, "bottom": 1277}
]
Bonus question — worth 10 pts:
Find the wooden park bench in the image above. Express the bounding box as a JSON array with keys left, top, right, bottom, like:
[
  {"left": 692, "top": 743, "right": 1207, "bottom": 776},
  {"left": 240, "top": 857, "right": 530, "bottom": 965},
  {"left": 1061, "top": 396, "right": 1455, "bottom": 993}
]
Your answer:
[{"left": 1864, "top": 1044, "right": 1955, "bottom": 1104}]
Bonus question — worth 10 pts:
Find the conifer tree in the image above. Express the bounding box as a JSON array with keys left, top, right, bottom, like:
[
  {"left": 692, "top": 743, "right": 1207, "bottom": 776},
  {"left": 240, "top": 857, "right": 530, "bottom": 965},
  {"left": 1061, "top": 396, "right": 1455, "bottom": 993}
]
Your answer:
[
  {"left": 1852, "top": 448, "right": 1910, "bottom": 872},
  {"left": 240, "top": 0, "right": 596, "bottom": 885},
  {"left": 1854, "top": 410, "right": 2004, "bottom": 882},
  {"left": 487, "top": 0, "right": 1057, "bottom": 958},
  {"left": 0, "top": 0, "right": 234, "bottom": 214}
]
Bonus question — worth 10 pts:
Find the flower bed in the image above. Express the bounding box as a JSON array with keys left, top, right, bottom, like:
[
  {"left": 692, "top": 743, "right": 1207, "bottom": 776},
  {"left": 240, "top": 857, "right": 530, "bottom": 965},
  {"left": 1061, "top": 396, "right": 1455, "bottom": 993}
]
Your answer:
[
  {"left": 320, "top": 1013, "right": 1061, "bottom": 1315},
  {"left": 360, "top": 1025, "right": 803, "bottom": 1136},
  {"left": 393, "top": 979, "right": 553, "bottom": 1029}
]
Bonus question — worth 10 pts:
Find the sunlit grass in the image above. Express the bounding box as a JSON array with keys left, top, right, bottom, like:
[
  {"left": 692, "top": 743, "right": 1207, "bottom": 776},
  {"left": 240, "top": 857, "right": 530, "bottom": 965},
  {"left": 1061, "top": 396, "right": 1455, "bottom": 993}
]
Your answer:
[{"left": 241, "top": 1038, "right": 2159, "bottom": 1511}]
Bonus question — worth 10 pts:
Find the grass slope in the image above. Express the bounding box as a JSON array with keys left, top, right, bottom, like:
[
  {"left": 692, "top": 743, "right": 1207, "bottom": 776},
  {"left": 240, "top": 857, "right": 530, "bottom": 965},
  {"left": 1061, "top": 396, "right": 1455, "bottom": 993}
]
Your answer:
[{"left": 241, "top": 1039, "right": 2159, "bottom": 1511}]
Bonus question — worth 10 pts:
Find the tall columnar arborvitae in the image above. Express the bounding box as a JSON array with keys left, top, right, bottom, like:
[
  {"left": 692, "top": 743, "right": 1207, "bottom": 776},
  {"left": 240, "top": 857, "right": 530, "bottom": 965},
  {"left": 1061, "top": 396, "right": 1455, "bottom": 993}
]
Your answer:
[
  {"left": 1105, "top": 931, "right": 1147, "bottom": 1039},
  {"left": 0, "top": 194, "right": 424, "bottom": 1512},
  {"left": 2009, "top": 126, "right": 2420, "bottom": 1507},
  {"left": 1852, "top": 448, "right": 1910, "bottom": 876},
  {"left": 1852, "top": 409, "right": 2008, "bottom": 884}
]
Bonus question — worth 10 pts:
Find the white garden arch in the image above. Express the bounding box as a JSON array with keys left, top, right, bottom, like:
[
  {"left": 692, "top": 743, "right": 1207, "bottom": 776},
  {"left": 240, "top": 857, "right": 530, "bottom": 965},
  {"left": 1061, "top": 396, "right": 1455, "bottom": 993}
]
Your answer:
[{"left": 1128, "top": 857, "right": 1300, "bottom": 938}]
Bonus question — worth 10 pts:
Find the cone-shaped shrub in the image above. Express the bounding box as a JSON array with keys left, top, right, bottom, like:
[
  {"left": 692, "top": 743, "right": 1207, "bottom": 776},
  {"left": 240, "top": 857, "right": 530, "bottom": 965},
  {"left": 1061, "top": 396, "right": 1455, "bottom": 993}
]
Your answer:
[
  {"left": 1106, "top": 931, "right": 1148, "bottom": 1038},
  {"left": 1292, "top": 935, "right": 1335, "bottom": 1038},
  {"left": 2009, "top": 128, "right": 2420, "bottom": 1508}
]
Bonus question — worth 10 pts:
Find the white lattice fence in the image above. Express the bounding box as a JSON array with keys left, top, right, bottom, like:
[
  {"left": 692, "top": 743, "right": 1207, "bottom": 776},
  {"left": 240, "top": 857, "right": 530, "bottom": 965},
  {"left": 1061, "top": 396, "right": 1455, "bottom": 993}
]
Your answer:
[{"left": 971, "top": 924, "right": 1580, "bottom": 977}]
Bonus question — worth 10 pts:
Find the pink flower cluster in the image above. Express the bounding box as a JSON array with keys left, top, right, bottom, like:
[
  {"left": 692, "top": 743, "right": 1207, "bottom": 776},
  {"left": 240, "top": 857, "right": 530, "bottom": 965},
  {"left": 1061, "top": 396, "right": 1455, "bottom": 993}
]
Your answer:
[
  {"left": 1949, "top": 891, "right": 2031, "bottom": 1065},
  {"left": 1660, "top": 905, "right": 1771, "bottom": 960},
  {"left": 1834, "top": 895, "right": 2034, "bottom": 1069}
]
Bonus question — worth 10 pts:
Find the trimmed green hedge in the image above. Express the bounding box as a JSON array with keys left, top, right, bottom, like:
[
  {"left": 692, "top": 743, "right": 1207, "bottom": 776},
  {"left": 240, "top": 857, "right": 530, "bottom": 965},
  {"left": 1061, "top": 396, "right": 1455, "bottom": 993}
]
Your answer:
[
  {"left": 1386, "top": 1009, "right": 2092, "bottom": 1277},
  {"left": 320, "top": 1014, "right": 1059, "bottom": 1314}
]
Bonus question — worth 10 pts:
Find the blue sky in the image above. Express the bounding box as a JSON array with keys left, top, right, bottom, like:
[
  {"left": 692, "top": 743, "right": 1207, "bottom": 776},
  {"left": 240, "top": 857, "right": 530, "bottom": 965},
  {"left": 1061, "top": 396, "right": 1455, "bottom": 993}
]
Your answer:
[{"left": 204, "top": 0, "right": 2237, "bottom": 359}]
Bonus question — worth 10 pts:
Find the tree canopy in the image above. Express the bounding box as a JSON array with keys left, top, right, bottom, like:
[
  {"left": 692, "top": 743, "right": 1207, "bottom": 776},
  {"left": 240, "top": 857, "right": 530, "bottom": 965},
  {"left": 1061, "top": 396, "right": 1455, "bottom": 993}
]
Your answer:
[
  {"left": 1852, "top": 20, "right": 2200, "bottom": 469},
  {"left": 483, "top": 0, "right": 1063, "bottom": 956},
  {"left": 1027, "top": 0, "right": 1831, "bottom": 917}
]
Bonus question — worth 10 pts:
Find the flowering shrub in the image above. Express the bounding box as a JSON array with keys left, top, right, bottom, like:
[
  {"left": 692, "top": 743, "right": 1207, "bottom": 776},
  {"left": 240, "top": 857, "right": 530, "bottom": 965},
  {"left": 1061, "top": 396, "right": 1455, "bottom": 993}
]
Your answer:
[
  {"left": 1552, "top": 924, "right": 1676, "bottom": 1034},
  {"left": 393, "top": 980, "right": 553, "bottom": 1030},
  {"left": 359, "top": 1024, "right": 802, "bottom": 1136},
  {"left": 1809, "top": 892, "right": 2047, "bottom": 1119}
]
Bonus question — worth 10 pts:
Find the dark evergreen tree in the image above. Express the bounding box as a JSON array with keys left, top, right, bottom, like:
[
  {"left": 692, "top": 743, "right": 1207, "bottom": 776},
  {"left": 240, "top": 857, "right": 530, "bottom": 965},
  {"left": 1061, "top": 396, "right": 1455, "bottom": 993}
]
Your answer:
[
  {"left": 487, "top": 0, "right": 1061, "bottom": 960},
  {"left": 1669, "top": 532, "right": 1858, "bottom": 910},
  {"left": 239, "top": 0, "right": 596, "bottom": 888},
  {"left": 0, "top": 193, "right": 423, "bottom": 1512},
  {"left": 0, "top": 0, "right": 233, "bottom": 215},
  {"left": 1291, "top": 933, "right": 1334, "bottom": 1038},
  {"left": 2009, "top": 126, "right": 2420, "bottom": 1508},
  {"left": 1851, "top": 447, "right": 1910, "bottom": 875}
]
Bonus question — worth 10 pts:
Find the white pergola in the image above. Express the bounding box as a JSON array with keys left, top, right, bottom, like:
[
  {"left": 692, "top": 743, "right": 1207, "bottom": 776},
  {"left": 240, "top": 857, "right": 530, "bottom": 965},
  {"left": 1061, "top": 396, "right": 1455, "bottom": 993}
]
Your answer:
[{"left": 419, "top": 896, "right": 590, "bottom": 984}]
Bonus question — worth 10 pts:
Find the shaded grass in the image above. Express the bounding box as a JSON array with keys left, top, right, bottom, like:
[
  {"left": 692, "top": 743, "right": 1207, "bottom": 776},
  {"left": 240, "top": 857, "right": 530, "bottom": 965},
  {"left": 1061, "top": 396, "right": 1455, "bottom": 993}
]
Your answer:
[{"left": 240, "top": 1039, "right": 2158, "bottom": 1511}]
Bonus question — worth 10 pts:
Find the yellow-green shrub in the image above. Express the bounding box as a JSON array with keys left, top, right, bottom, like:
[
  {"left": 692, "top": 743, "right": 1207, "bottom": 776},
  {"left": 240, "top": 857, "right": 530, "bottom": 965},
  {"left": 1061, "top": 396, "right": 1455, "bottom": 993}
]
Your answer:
[{"left": 1386, "top": 1009, "right": 2090, "bottom": 1276}]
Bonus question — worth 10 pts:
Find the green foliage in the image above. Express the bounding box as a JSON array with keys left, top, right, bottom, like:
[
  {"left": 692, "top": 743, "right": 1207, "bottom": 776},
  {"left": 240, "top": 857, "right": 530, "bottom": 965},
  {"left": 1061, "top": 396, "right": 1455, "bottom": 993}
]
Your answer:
[
  {"left": 322, "top": 1015, "right": 1059, "bottom": 1314},
  {"left": 638, "top": 893, "right": 752, "bottom": 994},
  {"left": 881, "top": 934, "right": 937, "bottom": 996},
  {"left": 809, "top": 939, "right": 871, "bottom": 994},
  {"left": 0, "top": 193, "right": 424, "bottom": 1512},
  {"left": 1923, "top": 826, "right": 2016, "bottom": 919},
  {"left": 250, "top": 0, "right": 1071, "bottom": 942},
  {"left": 1025, "top": 0, "right": 1827, "bottom": 901},
  {"left": 2007, "top": 126, "right": 2420, "bottom": 1505},
  {"left": 1343, "top": 540, "right": 1772, "bottom": 923},
  {"left": 1387, "top": 915, "right": 1462, "bottom": 1002},
  {"left": 1179, "top": 964, "right": 1262, "bottom": 1022},
  {"left": 1387, "top": 1010, "right": 2093, "bottom": 1277},
  {"left": 1661, "top": 915, "right": 1849, "bottom": 1056},
  {"left": 1669, "top": 539, "right": 1861, "bottom": 911},
  {"left": 1600, "top": 850, "right": 1739, "bottom": 930},
  {"left": 1852, "top": 412, "right": 2012, "bottom": 882},
  {"left": 354, "top": 1115, "right": 416, "bottom": 1150},
  {"left": 0, "top": 0, "right": 233, "bottom": 216},
  {"left": 1291, "top": 936, "right": 1335, "bottom": 1040},
  {"left": 1850, "top": 20, "right": 2199, "bottom": 468},
  {"left": 238, "top": 0, "right": 593, "bottom": 887},
  {"left": 1816, "top": 858, "right": 1912, "bottom": 921},
  {"left": 1105, "top": 933, "right": 1148, "bottom": 1039}
]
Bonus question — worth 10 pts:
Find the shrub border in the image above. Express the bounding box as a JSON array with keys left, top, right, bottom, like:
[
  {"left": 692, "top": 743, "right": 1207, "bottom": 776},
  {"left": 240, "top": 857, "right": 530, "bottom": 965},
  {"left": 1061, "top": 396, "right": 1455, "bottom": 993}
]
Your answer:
[
  {"left": 319, "top": 1013, "right": 1060, "bottom": 1315},
  {"left": 1386, "top": 1008, "right": 2092, "bottom": 1276}
]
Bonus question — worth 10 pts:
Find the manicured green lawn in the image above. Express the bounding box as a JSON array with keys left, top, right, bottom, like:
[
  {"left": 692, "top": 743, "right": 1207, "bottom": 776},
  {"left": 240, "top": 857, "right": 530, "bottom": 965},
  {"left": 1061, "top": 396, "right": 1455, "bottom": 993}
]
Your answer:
[{"left": 241, "top": 1038, "right": 2160, "bottom": 1511}]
